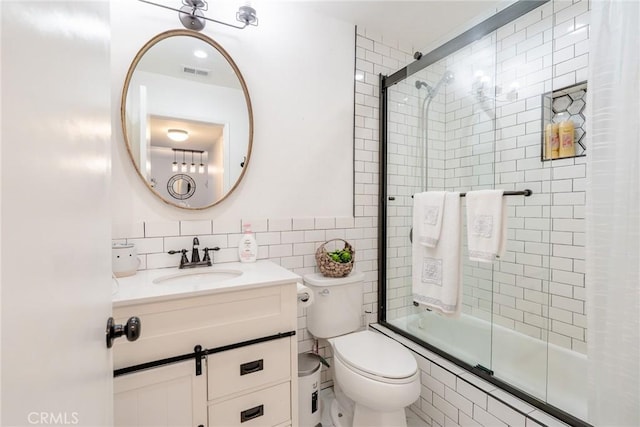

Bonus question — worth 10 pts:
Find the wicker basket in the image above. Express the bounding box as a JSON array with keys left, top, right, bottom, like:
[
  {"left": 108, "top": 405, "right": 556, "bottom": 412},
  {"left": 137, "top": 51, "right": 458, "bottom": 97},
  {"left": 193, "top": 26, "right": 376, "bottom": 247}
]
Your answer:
[{"left": 315, "top": 239, "right": 355, "bottom": 278}]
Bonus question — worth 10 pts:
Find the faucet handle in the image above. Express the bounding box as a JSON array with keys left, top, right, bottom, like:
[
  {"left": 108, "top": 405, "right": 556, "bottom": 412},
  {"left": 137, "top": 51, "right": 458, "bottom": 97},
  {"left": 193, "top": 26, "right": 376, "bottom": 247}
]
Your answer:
[
  {"left": 168, "top": 249, "right": 189, "bottom": 267},
  {"left": 168, "top": 249, "right": 188, "bottom": 255},
  {"left": 203, "top": 247, "right": 220, "bottom": 263}
]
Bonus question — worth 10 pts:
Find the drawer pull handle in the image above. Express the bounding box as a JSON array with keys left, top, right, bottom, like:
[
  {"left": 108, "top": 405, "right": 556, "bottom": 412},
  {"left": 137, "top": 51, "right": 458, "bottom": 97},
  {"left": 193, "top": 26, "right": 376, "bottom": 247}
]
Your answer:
[
  {"left": 240, "top": 404, "right": 264, "bottom": 423},
  {"left": 240, "top": 359, "right": 264, "bottom": 376}
]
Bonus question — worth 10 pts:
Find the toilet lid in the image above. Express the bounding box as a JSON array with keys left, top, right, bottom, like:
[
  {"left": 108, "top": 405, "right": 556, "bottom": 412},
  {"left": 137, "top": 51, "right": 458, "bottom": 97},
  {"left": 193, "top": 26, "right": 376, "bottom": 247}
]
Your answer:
[{"left": 332, "top": 330, "right": 417, "bottom": 379}]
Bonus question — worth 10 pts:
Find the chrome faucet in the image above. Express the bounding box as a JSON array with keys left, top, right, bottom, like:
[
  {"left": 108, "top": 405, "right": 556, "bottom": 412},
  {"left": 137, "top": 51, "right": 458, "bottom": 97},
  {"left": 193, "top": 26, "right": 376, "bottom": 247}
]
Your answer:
[{"left": 168, "top": 237, "right": 220, "bottom": 269}]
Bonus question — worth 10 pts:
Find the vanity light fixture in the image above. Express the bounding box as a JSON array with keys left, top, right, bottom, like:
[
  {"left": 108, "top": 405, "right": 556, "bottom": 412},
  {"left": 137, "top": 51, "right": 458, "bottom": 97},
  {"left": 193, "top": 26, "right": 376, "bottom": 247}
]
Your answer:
[
  {"left": 172, "top": 148, "right": 205, "bottom": 174},
  {"left": 172, "top": 149, "right": 178, "bottom": 172},
  {"left": 198, "top": 152, "right": 205, "bottom": 174},
  {"left": 190, "top": 151, "right": 196, "bottom": 174},
  {"left": 167, "top": 128, "right": 189, "bottom": 142},
  {"left": 138, "top": 0, "right": 258, "bottom": 32}
]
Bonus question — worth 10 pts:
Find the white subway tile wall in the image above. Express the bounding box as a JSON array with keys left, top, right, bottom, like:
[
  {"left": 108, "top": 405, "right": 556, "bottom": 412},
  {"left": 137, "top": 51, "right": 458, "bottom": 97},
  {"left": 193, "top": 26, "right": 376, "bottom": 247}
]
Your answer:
[{"left": 384, "top": 1, "right": 589, "bottom": 356}]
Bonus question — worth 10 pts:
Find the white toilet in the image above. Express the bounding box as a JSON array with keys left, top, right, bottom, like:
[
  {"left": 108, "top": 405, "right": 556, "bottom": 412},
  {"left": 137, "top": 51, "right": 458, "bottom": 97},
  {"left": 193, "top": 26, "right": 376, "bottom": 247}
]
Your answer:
[{"left": 303, "top": 272, "right": 421, "bottom": 427}]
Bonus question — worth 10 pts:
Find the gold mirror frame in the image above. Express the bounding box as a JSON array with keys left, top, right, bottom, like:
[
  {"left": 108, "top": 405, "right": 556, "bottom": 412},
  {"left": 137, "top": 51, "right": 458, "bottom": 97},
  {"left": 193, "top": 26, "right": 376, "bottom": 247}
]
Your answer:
[{"left": 120, "top": 29, "right": 254, "bottom": 210}]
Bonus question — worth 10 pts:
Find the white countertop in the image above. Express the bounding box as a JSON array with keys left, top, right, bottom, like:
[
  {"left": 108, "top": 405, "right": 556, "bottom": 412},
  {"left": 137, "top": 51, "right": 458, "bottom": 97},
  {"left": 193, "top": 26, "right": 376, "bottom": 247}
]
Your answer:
[{"left": 112, "top": 260, "right": 301, "bottom": 307}]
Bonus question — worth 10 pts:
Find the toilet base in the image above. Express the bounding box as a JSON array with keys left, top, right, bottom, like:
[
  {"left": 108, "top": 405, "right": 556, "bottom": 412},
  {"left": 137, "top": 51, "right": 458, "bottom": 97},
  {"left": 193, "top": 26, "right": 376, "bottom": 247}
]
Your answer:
[
  {"left": 329, "top": 394, "right": 408, "bottom": 427},
  {"left": 330, "top": 398, "right": 352, "bottom": 427}
]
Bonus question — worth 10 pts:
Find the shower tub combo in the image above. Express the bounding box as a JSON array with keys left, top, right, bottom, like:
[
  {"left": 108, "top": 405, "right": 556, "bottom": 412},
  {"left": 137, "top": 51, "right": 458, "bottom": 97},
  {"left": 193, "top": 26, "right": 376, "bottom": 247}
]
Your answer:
[{"left": 378, "top": 0, "right": 589, "bottom": 425}]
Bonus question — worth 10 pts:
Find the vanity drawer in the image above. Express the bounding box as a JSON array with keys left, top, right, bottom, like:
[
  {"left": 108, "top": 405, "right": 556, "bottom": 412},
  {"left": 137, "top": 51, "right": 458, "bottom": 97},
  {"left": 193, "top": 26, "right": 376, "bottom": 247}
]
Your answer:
[
  {"left": 113, "top": 283, "right": 297, "bottom": 369},
  {"left": 208, "top": 382, "right": 290, "bottom": 427},
  {"left": 207, "top": 338, "right": 291, "bottom": 401}
]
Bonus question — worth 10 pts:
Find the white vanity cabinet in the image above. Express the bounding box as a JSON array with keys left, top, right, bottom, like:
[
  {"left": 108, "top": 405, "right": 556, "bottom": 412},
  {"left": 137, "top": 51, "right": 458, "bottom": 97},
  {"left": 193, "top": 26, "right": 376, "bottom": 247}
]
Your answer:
[{"left": 112, "top": 270, "right": 299, "bottom": 427}]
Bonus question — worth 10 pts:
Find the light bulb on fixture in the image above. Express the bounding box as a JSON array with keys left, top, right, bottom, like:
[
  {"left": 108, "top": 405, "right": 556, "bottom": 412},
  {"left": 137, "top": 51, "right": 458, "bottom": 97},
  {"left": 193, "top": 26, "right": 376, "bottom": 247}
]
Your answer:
[
  {"left": 190, "top": 151, "right": 196, "bottom": 173},
  {"left": 199, "top": 152, "right": 205, "bottom": 174},
  {"left": 167, "top": 129, "right": 189, "bottom": 142},
  {"left": 172, "top": 149, "right": 178, "bottom": 172},
  {"left": 181, "top": 151, "right": 187, "bottom": 172}
]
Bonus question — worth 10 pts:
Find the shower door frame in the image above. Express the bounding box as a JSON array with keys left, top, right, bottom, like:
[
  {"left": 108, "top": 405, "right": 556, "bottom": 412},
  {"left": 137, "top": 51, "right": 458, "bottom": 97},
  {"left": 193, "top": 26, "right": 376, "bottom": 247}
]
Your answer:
[{"left": 377, "top": 1, "right": 589, "bottom": 426}]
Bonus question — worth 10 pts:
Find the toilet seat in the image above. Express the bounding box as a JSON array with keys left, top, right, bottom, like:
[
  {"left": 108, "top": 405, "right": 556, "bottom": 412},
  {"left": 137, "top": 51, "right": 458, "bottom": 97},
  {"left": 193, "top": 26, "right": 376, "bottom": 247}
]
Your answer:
[{"left": 331, "top": 330, "right": 418, "bottom": 384}]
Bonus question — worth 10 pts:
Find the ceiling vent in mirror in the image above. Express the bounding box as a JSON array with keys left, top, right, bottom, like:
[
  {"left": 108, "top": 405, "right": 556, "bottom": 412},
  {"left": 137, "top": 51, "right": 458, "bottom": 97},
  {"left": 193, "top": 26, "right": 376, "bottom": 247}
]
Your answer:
[{"left": 182, "top": 65, "right": 210, "bottom": 77}]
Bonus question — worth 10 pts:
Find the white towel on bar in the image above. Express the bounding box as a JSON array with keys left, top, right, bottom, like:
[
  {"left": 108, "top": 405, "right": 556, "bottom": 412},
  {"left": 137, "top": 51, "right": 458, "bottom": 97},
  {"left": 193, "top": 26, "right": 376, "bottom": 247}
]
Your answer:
[
  {"left": 412, "top": 192, "right": 462, "bottom": 317},
  {"left": 413, "top": 191, "right": 447, "bottom": 248},
  {"left": 466, "top": 189, "right": 507, "bottom": 263}
]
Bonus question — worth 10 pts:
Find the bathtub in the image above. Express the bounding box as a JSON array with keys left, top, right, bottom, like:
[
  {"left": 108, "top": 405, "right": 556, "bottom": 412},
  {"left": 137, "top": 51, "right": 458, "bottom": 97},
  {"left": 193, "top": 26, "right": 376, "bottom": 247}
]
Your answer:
[{"left": 390, "top": 312, "right": 587, "bottom": 420}]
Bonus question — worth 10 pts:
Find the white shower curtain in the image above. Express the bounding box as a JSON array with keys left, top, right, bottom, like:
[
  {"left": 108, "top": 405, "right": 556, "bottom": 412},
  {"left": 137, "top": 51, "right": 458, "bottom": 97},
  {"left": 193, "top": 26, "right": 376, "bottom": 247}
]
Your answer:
[{"left": 585, "top": 1, "right": 640, "bottom": 426}]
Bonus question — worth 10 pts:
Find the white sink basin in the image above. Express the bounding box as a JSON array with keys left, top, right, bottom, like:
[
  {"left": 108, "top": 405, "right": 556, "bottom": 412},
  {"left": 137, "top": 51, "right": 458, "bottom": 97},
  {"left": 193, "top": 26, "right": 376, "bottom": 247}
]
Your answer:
[{"left": 152, "top": 269, "right": 243, "bottom": 286}]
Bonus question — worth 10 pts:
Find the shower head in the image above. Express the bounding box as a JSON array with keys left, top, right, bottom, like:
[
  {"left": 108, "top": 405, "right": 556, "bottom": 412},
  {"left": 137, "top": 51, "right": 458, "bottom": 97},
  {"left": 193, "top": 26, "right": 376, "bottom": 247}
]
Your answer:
[{"left": 415, "top": 70, "right": 455, "bottom": 98}]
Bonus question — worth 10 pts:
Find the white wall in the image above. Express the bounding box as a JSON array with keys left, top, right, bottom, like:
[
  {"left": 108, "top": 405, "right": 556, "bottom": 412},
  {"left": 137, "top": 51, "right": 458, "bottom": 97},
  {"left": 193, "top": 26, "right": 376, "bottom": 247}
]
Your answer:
[{"left": 111, "top": 1, "right": 355, "bottom": 232}]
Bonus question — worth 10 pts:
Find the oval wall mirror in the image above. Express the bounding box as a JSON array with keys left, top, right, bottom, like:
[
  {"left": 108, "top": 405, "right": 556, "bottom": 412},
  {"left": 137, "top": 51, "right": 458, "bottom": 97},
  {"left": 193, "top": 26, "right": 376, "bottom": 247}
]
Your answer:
[{"left": 121, "top": 29, "right": 253, "bottom": 209}]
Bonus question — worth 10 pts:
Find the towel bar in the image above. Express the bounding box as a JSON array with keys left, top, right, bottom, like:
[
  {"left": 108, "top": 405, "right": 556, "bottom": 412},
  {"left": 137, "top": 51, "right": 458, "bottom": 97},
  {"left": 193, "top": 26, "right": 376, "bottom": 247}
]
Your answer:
[{"left": 408, "top": 189, "right": 532, "bottom": 199}]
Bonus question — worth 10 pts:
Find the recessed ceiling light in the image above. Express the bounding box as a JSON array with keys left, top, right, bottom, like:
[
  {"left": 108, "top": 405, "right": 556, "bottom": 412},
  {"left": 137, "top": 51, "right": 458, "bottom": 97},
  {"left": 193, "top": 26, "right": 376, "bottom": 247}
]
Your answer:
[
  {"left": 167, "top": 129, "right": 189, "bottom": 142},
  {"left": 193, "top": 49, "right": 208, "bottom": 59}
]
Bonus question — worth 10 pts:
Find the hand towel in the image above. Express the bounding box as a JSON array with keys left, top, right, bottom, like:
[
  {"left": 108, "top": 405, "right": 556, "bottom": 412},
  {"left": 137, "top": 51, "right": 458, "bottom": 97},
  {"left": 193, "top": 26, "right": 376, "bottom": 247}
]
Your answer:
[
  {"left": 413, "top": 191, "right": 447, "bottom": 248},
  {"left": 412, "top": 192, "right": 462, "bottom": 317},
  {"left": 466, "top": 189, "right": 507, "bottom": 263}
]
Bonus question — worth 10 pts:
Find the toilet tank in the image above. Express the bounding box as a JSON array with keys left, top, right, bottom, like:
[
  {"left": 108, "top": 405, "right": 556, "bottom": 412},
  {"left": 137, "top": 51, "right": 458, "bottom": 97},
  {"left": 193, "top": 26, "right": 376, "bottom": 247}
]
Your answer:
[{"left": 303, "top": 271, "right": 365, "bottom": 339}]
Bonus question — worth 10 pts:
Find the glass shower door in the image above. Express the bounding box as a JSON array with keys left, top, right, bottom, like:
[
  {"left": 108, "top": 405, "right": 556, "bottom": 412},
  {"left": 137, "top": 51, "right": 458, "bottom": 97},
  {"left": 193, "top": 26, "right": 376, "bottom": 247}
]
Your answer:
[
  {"left": 383, "top": 32, "right": 498, "bottom": 370},
  {"left": 382, "top": 1, "right": 589, "bottom": 421},
  {"left": 487, "top": 3, "right": 554, "bottom": 406}
]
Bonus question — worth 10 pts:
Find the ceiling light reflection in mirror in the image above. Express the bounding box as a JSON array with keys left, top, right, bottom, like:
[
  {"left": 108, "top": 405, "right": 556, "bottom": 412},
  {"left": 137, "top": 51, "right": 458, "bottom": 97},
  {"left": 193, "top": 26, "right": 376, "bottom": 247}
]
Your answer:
[{"left": 167, "top": 129, "right": 189, "bottom": 142}]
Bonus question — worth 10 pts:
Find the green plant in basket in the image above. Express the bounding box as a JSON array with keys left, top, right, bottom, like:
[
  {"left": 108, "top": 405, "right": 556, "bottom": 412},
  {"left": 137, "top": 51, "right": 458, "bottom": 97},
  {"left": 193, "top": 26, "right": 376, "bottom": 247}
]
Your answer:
[{"left": 328, "top": 249, "right": 352, "bottom": 263}]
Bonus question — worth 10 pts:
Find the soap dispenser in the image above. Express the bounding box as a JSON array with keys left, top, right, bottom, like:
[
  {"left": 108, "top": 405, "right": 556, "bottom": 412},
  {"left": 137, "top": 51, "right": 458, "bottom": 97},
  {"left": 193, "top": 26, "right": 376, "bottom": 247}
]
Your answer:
[{"left": 238, "top": 223, "right": 258, "bottom": 263}]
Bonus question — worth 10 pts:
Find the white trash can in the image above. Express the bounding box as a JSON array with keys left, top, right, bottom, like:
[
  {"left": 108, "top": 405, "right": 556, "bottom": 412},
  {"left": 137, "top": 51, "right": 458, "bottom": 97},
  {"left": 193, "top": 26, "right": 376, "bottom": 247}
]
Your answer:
[{"left": 298, "top": 353, "right": 322, "bottom": 427}]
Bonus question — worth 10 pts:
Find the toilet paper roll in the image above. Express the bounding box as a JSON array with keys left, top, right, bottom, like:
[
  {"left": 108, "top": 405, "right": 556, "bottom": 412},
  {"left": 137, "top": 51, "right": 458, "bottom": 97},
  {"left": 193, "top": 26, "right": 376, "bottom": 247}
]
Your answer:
[{"left": 296, "top": 282, "right": 314, "bottom": 308}]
